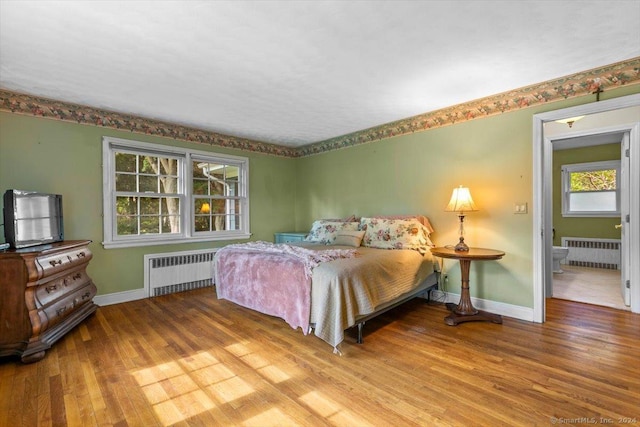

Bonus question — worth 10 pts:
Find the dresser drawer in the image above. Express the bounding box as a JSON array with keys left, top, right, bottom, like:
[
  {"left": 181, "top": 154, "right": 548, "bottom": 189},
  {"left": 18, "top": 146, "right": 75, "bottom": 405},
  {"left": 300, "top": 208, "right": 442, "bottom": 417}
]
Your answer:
[
  {"left": 36, "top": 247, "right": 92, "bottom": 280},
  {"left": 34, "top": 270, "right": 90, "bottom": 308},
  {"left": 274, "top": 232, "right": 307, "bottom": 243},
  {"left": 39, "top": 281, "right": 96, "bottom": 331}
]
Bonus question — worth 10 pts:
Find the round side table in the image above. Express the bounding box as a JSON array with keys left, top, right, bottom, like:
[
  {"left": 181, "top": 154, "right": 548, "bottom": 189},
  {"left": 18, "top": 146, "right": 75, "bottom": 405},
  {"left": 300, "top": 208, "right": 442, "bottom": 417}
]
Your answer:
[{"left": 430, "top": 247, "right": 505, "bottom": 326}]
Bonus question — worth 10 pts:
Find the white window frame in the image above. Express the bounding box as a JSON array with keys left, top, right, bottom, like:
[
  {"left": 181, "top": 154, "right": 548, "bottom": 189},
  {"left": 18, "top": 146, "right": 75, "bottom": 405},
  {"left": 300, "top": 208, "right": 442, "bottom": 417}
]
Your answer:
[
  {"left": 561, "top": 160, "right": 620, "bottom": 218},
  {"left": 102, "top": 137, "right": 250, "bottom": 248}
]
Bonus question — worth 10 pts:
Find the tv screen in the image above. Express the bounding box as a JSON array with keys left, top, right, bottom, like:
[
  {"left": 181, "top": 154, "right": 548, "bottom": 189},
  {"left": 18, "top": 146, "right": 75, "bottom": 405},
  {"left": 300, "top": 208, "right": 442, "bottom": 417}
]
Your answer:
[{"left": 3, "top": 189, "right": 64, "bottom": 249}]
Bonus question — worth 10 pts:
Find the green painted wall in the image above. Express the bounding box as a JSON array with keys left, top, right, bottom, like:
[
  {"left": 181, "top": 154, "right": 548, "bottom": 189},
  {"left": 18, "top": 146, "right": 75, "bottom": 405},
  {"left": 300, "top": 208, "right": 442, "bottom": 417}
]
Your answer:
[
  {"left": 295, "top": 109, "right": 536, "bottom": 307},
  {"left": 552, "top": 143, "right": 621, "bottom": 245},
  {"left": 294, "top": 85, "right": 639, "bottom": 308},
  {"left": 1, "top": 84, "right": 638, "bottom": 308},
  {"left": 0, "top": 112, "right": 297, "bottom": 295}
]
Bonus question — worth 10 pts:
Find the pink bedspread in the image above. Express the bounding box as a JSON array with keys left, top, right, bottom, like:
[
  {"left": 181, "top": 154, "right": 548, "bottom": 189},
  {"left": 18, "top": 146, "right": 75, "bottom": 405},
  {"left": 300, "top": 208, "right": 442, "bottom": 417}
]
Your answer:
[{"left": 214, "top": 242, "right": 355, "bottom": 333}]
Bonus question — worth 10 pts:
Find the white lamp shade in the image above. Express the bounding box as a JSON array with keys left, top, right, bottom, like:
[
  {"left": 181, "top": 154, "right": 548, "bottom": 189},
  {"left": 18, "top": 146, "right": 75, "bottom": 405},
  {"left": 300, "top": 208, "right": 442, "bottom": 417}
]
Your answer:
[{"left": 445, "top": 186, "right": 478, "bottom": 213}]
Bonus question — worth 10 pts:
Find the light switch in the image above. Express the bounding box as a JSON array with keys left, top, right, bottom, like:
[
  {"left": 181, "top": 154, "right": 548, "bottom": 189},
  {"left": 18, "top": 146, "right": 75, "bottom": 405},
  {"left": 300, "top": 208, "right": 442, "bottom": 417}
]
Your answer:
[{"left": 514, "top": 203, "right": 528, "bottom": 214}]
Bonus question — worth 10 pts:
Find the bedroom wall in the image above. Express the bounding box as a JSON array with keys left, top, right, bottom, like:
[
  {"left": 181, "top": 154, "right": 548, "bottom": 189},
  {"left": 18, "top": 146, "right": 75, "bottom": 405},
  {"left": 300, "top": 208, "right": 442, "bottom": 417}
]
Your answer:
[
  {"left": 0, "top": 112, "right": 298, "bottom": 295},
  {"left": 1, "top": 85, "right": 637, "bottom": 308},
  {"left": 294, "top": 85, "right": 640, "bottom": 310},
  {"left": 552, "top": 143, "right": 621, "bottom": 245}
]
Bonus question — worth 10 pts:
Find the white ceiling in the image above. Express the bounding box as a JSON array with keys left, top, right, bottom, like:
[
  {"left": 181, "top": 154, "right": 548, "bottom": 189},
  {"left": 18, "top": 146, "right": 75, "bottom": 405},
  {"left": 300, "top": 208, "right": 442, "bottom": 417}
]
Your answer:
[{"left": 1, "top": 1, "right": 639, "bottom": 147}]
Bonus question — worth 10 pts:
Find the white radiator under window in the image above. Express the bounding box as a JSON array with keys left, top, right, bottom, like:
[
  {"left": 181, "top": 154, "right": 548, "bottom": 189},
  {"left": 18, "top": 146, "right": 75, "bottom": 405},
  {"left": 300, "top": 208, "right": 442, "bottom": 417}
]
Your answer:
[
  {"left": 144, "top": 248, "right": 218, "bottom": 297},
  {"left": 561, "top": 237, "right": 621, "bottom": 270}
]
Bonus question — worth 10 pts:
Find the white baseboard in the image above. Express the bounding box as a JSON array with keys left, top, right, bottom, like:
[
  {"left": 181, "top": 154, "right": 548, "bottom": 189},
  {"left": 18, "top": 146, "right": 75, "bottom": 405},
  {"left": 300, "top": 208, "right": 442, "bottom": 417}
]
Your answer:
[
  {"left": 94, "top": 288, "right": 146, "bottom": 306},
  {"left": 430, "top": 290, "right": 534, "bottom": 322},
  {"left": 94, "top": 287, "right": 534, "bottom": 322}
]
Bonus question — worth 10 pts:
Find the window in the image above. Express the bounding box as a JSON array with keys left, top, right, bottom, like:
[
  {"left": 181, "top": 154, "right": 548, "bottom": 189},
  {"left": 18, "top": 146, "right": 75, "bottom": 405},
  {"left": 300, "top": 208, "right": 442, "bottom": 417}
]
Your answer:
[
  {"left": 102, "top": 137, "right": 250, "bottom": 248},
  {"left": 561, "top": 160, "right": 620, "bottom": 217}
]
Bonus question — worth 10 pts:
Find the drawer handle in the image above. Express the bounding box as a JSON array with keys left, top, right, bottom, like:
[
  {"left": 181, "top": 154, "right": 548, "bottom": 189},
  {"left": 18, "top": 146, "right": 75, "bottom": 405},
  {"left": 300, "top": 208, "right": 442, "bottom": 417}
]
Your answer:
[
  {"left": 77, "top": 252, "right": 86, "bottom": 258},
  {"left": 49, "top": 259, "right": 62, "bottom": 267},
  {"left": 56, "top": 306, "right": 67, "bottom": 316},
  {"left": 82, "top": 291, "right": 91, "bottom": 300},
  {"left": 46, "top": 284, "right": 58, "bottom": 293},
  {"left": 73, "top": 273, "right": 82, "bottom": 280}
]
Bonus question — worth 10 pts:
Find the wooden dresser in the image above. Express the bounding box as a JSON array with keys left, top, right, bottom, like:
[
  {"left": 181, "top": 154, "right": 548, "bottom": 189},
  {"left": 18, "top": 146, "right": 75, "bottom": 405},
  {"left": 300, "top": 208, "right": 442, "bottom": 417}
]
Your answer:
[{"left": 0, "top": 240, "right": 98, "bottom": 363}]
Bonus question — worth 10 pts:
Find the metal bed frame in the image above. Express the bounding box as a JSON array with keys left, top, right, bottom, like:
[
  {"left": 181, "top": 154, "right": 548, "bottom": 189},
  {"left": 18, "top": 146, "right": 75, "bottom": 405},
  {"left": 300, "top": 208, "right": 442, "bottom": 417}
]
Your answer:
[{"left": 351, "top": 272, "right": 439, "bottom": 344}]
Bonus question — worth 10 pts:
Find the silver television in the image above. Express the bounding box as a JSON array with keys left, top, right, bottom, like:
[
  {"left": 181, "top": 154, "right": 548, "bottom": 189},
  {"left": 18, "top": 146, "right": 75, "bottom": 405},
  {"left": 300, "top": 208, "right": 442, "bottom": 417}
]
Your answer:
[{"left": 3, "top": 189, "right": 64, "bottom": 249}]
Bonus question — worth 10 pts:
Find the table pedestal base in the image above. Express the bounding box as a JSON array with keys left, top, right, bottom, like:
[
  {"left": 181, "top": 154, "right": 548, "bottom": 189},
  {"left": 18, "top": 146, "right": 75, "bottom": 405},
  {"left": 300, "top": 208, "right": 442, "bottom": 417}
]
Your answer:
[{"left": 445, "top": 303, "right": 502, "bottom": 326}]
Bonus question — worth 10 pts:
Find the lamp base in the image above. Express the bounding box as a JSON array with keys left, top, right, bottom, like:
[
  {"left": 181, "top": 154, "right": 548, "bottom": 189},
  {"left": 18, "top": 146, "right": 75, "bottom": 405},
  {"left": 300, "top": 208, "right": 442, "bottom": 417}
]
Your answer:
[{"left": 454, "top": 237, "right": 470, "bottom": 252}]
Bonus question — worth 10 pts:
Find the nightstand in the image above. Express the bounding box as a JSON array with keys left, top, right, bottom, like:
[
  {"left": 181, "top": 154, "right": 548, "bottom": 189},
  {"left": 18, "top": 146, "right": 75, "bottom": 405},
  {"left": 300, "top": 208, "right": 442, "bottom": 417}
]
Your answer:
[
  {"left": 274, "top": 232, "right": 307, "bottom": 243},
  {"left": 430, "top": 247, "right": 505, "bottom": 326}
]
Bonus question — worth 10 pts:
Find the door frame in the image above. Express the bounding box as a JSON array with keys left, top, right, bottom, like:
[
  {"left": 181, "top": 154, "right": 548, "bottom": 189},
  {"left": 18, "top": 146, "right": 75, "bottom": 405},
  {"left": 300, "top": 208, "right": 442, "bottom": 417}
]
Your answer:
[{"left": 532, "top": 93, "right": 640, "bottom": 322}]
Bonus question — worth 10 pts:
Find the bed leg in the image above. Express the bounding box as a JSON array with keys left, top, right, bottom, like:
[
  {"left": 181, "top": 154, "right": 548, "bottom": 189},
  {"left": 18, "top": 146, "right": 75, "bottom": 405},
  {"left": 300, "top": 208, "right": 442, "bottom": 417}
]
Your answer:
[{"left": 357, "top": 322, "right": 364, "bottom": 344}]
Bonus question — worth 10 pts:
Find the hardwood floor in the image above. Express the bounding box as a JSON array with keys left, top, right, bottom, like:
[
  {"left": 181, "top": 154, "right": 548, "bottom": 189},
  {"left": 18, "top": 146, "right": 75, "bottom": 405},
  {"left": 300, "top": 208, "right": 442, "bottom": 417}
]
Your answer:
[{"left": 1, "top": 288, "right": 639, "bottom": 426}]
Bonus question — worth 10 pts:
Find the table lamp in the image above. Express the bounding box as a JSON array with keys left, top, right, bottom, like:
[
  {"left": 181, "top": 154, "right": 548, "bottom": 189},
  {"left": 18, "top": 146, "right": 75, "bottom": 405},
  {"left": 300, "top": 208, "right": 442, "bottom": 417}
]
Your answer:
[{"left": 445, "top": 185, "right": 478, "bottom": 251}]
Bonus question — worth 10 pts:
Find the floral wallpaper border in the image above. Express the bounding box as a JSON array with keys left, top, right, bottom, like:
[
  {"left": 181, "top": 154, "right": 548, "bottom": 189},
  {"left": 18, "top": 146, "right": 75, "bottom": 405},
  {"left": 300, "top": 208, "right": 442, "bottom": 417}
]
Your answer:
[{"left": 1, "top": 57, "right": 639, "bottom": 158}]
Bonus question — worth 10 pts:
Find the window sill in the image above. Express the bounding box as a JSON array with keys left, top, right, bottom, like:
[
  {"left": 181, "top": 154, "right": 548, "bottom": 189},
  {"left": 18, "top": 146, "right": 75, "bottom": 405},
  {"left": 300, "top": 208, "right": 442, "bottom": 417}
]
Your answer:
[{"left": 102, "top": 233, "right": 252, "bottom": 249}]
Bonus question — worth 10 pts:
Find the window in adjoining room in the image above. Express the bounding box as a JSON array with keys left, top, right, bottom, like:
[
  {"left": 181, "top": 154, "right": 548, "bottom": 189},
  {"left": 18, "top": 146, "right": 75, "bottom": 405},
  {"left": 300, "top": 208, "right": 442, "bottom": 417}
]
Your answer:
[
  {"left": 561, "top": 160, "right": 620, "bottom": 217},
  {"left": 102, "top": 137, "right": 250, "bottom": 248}
]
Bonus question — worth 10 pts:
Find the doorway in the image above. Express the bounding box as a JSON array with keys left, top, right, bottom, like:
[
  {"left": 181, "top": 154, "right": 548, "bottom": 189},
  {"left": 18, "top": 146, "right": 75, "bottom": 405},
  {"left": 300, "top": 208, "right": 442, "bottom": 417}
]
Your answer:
[
  {"left": 532, "top": 94, "right": 640, "bottom": 322},
  {"left": 549, "top": 130, "right": 629, "bottom": 311}
]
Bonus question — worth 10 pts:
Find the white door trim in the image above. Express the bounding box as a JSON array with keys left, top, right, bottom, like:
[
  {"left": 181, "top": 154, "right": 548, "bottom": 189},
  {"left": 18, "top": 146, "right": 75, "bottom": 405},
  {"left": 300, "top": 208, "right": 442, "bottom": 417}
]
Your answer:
[{"left": 532, "top": 93, "right": 640, "bottom": 322}]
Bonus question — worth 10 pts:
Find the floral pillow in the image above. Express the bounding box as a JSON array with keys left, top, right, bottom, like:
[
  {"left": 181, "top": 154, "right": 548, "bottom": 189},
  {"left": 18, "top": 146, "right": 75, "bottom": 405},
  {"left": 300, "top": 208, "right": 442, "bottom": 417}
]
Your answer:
[
  {"left": 304, "top": 220, "right": 360, "bottom": 245},
  {"left": 360, "top": 217, "right": 431, "bottom": 252}
]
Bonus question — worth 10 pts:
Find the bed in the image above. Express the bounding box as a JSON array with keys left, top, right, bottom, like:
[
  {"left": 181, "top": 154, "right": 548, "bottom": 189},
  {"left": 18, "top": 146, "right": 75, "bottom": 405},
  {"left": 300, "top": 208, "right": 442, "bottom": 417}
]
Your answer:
[{"left": 214, "top": 215, "right": 438, "bottom": 352}]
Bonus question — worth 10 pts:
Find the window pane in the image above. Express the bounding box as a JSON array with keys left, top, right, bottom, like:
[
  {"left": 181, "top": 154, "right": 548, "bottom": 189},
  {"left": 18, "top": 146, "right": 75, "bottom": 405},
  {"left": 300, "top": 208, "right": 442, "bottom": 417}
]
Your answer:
[
  {"left": 115, "top": 153, "right": 137, "bottom": 172},
  {"left": 225, "top": 165, "right": 239, "bottom": 179},
  {"left": 141, "top": 156, "right": 158, "bottom": 174},
  {"left": 159, "top": 158, "right": 178, "bottom": 176},
  {"left": 115, "top": 174, "right": 136, "bottom": 192},
  {"left": 139, "top": 175, "right": 158, "bottom": 192},
  {"left": 228, "top": 215, "right": 240, "bottom": 230},
  {"left": 570, "top": 169, "right": 616, "bottom": 191},
  {"left": 161, "top": 216, "right": 179, "bottom": 233},
  {"left": 141, "top": 216, "right": 159, "bottom": 234},
  {"left": 140, "top": 197, "right": 159, "bottom": 215},
  {"left": 209, "top": 181, "right": 225, "bottom": 197},
  {"left": 195, "top": 215, "right": 210, "bottom": 232},
  {"left": 193, "top": 161, "right": 207, "bottom": 179},
  {"left": 212, "top": 199, "right": 229, "bottom": 214},
  {"left": 569, "top": 191, "right": 617, "bottom": 212},
  {"left": 160, "top": 176, "right": 178, "bottom": 194},
  {"left": 117, "top": 216, "right": 138, "bottom": 235},
  {"left": 227, "top": 180, "right": 239, "bottom": 196},
  {"left": 116, "top": 196, "right": 138, "bottom": 215},
  {"left": 193, "top": 179, "right": 208, "bottom": 195},
  {"left": 212, "top": 215, "right": 226, "bottom": 231},
  {"left": 207, "top": 163, "right": 225, "bottom": 179},
  {"left": 162, "top": 198, "right": 180, "bottom": 233},
  {"left": 194, "top": 199, "right": 211, "bottom": 214}
]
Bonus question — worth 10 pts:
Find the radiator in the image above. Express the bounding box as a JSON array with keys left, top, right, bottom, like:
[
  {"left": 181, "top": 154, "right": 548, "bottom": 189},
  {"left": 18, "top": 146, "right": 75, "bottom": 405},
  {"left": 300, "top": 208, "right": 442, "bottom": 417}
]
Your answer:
[
  {"left": 144, "top": 248, "right": 218, "bottom": 297},
  {"left": 561, "top": 237, "right": 621, "bottom": 270}
]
